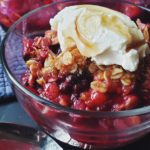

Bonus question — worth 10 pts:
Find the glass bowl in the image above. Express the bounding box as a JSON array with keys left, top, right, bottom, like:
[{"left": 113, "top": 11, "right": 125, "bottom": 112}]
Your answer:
[{"left": 1, "top": 0, "right": 150, "bottom": 149}]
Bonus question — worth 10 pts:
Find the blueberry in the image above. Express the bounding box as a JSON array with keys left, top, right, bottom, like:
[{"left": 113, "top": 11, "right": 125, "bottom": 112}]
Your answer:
[
  {"left": 73, "top": 84, "right": 81, "bottom": 93},
  {"left": 73, "top": 80, "right": 89, "bottom": 93},
  {"left": 66, "top": 74, "right": 78, "bottom": 83},
  {"left": 59, "top": 81, "right": 72, "bottom": 93},
  {"left": 81, "top": 79, "right": 89, "bottom": 90},
  {"left": 76, "top": 72, "right": 83, "bottom": 80},
  {"left": 57, "top": 73, "right": 66, "bottom": 84},
  {"left": 82, "top": 70, "right": 93, "bottom": 81}
]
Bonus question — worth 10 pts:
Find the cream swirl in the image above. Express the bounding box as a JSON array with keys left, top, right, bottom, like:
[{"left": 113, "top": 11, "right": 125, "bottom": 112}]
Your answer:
[{"left": 50, "top": 5, "right": 149, "bottom": 72}]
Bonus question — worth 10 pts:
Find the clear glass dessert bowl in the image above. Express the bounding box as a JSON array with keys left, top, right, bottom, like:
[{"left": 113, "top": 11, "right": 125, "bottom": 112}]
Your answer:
[{"left": 1, "top": 0, "right": 150, "bottom": 149}]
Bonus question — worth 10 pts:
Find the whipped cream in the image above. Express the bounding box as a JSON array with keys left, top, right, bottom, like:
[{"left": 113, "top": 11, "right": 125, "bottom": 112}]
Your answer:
[{"left": 50, "top": 5, "right": 149, "bottom": 72}]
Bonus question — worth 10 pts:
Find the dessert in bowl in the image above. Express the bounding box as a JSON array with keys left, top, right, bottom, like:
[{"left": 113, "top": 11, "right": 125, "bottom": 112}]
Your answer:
[{"left": 1, "top": 0, "right": 150, "bottom": 149}]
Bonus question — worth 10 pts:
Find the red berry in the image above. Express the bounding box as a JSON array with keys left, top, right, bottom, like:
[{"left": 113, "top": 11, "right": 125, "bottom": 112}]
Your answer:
[
  {"left": 58, "top": 94, "right": 70, "bottom": 107},
  {"left": 73, "top": 100, "right": 86, "bottom": 110},
  {"left": 45, "top": 82, "right": 60, "bottom": 101},
  {"left": 59, "top": 81, "right": 72, "bottom": 93},
  {"left": 37, "top": 48, "right": 49, "bottom": 62},
  {"left": 122, "top": 84, "right": 135, "bottom": 96},
  {"left": 124, "top": 95, "right": 138, "bottom": 109},
  {"left": 23, "top": 38, "right": 33, "bottom": 49},
  {"left": 107, "top": 80, "right": 122, "bottom": 95},
  {"left": 80, "top": 91, "right": 91, "bottom": 101},
  {"left": 86, "top": 91, "right": 107, "bottom": 107},
  {"left": 122, "top": 4, "right": 141, "bottom": 18}
]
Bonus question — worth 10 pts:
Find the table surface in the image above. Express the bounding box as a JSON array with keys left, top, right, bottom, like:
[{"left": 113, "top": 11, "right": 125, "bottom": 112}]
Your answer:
[{"left": 0, "top": 101, "right": 149, "bottom": 150}]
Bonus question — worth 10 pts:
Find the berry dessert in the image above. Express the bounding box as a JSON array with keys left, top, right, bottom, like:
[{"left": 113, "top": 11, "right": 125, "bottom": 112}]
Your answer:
[{"left": 22, "top": 5, "right": 150, "bottom": 112}]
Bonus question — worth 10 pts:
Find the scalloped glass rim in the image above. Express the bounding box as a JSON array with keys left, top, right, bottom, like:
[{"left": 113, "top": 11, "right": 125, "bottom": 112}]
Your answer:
[{"left": 1, "top": 0, "right": 150, "bottom": 117}]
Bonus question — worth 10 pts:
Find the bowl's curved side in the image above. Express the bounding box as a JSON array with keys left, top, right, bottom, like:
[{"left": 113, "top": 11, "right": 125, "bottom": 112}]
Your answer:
[{"left": 14, "top": 84, "right": 150, "bottom": 149}]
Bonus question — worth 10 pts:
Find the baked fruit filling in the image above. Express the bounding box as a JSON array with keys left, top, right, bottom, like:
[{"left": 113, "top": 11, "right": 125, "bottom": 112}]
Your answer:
[{"left": 22, "top": 5, "right": 150, "bottom": 111}]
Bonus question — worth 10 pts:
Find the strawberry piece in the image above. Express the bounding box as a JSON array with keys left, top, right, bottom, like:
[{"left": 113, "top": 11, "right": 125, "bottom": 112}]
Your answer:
[{"left": 45, "top": 82, "right": 60, "bottom": 101}]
